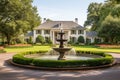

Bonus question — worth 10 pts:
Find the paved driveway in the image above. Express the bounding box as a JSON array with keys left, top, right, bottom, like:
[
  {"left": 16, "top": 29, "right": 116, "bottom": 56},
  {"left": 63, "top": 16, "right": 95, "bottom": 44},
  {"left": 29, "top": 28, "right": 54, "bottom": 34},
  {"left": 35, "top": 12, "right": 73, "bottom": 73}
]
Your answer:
[{"left": 0, "top": 53, "right": 120, "bottom": 80}]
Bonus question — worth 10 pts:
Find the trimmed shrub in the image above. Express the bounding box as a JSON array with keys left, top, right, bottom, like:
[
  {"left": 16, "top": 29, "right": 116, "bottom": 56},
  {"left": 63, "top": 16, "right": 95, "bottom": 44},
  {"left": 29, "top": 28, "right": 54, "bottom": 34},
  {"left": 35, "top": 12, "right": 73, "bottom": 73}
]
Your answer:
[
  {"left": 12, "top": 50, "right": 114, "bottom": 68},
  {"left": 12, "top": 50, "right": 48, "bottom": 64},
  {"left": 36, "top": 35, "right": 45, "bottom": 44},
  {"left": 15, "top": 36, "right": 26, "bottom": 44},
  {"left": 77, "top": 36, "right": 85, "bottom": 43},
  {"left": 45, "top": 37, "right": 52, "bottom": 44},
  {"left": 86, "top": 38, "right": 91, "bottom": 45},
  {"left": 13, "top": 54, "right": 33, "bottom": 65},
  {"left": 32, "top": 57, "right": 113, "bottom": 67},
  {"left": 28, "top": 36, "right": 33, "bottom": 44}
]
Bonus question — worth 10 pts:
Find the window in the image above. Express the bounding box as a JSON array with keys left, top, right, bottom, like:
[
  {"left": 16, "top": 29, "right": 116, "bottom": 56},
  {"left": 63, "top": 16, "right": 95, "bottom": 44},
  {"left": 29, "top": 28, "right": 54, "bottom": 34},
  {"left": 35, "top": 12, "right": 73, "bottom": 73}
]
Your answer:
[
  {"left": 70, "top": 37, "right": 76, "bottom": 42},
  {"left": 36, "top": 30, "right": 41, "bottom": 34},
  {"left": 44, "top": 30, "right": 50, "bottom": 34},
  {"left": 71, "top": 30, "right": 76, "bottom": 34},
  {"left": 78, "top": 30, "right": 84, "bottom": 34}
]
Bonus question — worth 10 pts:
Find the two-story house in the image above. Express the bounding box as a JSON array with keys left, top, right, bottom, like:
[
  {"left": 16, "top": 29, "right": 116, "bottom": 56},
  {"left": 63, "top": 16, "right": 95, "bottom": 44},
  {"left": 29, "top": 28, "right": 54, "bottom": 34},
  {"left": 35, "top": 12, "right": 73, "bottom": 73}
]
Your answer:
[{"left": 32, "top": 18, "right": 86, "bottom": 44}]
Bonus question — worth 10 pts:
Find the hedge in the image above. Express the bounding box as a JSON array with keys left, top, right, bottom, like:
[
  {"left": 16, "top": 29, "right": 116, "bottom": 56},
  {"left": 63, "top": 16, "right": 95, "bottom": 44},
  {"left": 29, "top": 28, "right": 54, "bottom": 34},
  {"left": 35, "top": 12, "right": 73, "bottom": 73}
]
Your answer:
[
  {"left": 12, "top": 50, "right": 114, "bottom": 68},
  {"left": 13, "top": 50, "right": 48, "bottom": 65}
]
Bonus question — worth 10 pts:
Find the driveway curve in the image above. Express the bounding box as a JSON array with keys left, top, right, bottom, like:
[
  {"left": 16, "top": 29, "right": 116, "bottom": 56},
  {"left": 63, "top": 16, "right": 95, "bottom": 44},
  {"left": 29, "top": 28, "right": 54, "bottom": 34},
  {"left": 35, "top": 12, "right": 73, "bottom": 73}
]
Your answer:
[{"left": 0, "top": 53, "right": 120, "bottom": 80}]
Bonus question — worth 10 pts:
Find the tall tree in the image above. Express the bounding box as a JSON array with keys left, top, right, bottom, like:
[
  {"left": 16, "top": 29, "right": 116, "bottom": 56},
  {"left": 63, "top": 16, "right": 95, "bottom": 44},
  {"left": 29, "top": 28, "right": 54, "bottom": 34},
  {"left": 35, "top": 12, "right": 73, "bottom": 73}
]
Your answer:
[
  {"left": 98, "top": 15, "right": 120, "bottom": 43},
  {"left": 106, "top": 0, "right": 120, "bottom": 4},
  {"left": 85, "top": 0, "right": 120, "bottom": 43},
  {"left": 0, "top": 0, "right": 41, "bottom": 44},
  {"left": 85, "top": 1, "right": 115, "bottom": 31},
  {"left": 84, "top": 2, "right": 102, "bottom": 30}
]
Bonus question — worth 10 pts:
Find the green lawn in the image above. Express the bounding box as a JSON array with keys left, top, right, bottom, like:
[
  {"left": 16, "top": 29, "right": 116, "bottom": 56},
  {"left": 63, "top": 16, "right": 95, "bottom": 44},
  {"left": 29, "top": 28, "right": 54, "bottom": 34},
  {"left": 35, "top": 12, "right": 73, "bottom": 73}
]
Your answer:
[
  {"left": 5, "top": 46, "right": 51, "bottom": 53},
  {"left": 4, "top": 45, "right": 120, "bottom": 53},
  {"left": 74, "top": 45, "right": 120, "bottom": 53}
]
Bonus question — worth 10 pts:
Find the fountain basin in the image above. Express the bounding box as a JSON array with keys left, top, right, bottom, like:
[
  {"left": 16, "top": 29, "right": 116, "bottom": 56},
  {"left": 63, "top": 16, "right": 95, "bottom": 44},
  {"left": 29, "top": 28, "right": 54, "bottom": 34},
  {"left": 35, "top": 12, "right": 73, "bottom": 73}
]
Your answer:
[
  {"left": 25, "top": 55, "right": 102, "bottom": 60},
  {"left": 53, "top": 47, "right": 72, "bottom": 60},
  {"left": 53, "top": 47, "right": 71, "bottom": 52}
]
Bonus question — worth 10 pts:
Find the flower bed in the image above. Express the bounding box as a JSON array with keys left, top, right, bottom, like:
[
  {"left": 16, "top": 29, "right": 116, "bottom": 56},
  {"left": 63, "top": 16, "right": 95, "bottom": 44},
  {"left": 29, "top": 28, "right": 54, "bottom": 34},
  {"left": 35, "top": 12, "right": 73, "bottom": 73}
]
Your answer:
[
  {"left": 97, "top": 44, "right": 120, "bottom": 49},
  {"left": 5, "top": 44, "right": 32, "bottom": 48},
  {"left": 12, "top": 50, "right": 114, "bottom": 68}
]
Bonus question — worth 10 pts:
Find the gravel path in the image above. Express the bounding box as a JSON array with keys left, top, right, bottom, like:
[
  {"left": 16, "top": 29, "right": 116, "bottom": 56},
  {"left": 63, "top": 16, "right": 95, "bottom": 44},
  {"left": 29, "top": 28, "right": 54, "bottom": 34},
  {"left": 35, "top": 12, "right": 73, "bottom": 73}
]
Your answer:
[{"left": 0, "top": 53, "right": 120, "bottom": 80}]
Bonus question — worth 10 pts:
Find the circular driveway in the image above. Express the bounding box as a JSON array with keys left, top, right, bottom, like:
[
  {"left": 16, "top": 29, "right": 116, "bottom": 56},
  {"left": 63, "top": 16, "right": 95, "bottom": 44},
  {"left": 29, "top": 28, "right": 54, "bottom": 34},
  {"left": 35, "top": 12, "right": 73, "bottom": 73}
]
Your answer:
[{"left": 0, "top": 53, "right": 120, "bottom": 80}]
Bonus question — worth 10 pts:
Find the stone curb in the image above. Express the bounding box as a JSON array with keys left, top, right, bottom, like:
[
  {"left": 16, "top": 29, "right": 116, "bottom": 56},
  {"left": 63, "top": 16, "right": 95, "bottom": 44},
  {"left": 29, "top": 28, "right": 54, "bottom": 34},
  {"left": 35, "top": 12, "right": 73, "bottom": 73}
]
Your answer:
[{"left": 7, "top": 59, "right": 116, "bottom": 71}]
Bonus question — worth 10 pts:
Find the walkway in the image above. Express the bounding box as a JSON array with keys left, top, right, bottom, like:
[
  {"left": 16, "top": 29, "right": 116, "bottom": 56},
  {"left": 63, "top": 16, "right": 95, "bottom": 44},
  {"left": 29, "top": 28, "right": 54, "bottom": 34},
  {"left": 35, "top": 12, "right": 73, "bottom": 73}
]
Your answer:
[{"left": 0, "top": 53, "right": 120, "bottom": 80}]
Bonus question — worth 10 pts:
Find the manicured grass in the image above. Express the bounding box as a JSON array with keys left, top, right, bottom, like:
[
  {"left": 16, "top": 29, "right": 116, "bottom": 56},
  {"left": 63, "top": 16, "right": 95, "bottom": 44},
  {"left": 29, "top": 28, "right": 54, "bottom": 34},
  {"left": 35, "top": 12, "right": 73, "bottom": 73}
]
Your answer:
[
  {"left": 5, "top": 46, "right": 51, "bottom": 53},
  {"left": 4, "top": 45, "right": 120, "bottom": 53},
  {"left": 74, "top": 45, "right": 120, "bottom": 53}
]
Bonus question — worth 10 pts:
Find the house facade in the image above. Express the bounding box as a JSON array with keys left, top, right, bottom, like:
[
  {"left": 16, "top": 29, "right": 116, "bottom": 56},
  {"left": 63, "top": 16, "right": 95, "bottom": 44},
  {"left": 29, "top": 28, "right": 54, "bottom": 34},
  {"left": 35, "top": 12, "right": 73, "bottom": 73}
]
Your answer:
[
  {"left": 86, "top": 31, "right": 103, "bottom": 44},
  {"left": 33, "top": 18, "right": 86, "bottom": 44}
]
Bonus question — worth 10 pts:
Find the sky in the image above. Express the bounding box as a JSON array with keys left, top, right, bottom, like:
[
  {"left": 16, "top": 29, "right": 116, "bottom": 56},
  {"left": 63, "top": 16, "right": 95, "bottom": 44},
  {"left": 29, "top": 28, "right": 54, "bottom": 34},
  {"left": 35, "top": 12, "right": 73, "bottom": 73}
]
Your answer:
[{"left": 33, "top": 0, "right": 105, "bottom": 26}]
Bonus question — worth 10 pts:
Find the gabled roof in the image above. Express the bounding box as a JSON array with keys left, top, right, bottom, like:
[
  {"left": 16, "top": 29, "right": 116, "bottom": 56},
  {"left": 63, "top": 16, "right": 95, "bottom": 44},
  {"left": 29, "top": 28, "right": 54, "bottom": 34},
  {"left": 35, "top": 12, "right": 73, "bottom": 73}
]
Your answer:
[
  {"left": 35, "top": 21, "right": 85, "bottom": 30},
  {"left": 25, "top": 31, "right": 33, "bottom": 37},
  {"left": 86, "top": 31, "right": 97, "bottom": 38}
]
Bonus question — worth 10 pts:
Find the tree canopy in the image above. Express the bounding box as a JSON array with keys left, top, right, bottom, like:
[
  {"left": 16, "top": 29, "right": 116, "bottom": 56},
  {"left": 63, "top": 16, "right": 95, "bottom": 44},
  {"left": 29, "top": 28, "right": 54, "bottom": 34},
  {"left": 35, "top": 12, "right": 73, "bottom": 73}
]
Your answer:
[
  {"left": 85, "top": 0, "right": 120, "bottom": 44},
  {"left": 0, "top": 0, "right": 41, "bottom": 44}
]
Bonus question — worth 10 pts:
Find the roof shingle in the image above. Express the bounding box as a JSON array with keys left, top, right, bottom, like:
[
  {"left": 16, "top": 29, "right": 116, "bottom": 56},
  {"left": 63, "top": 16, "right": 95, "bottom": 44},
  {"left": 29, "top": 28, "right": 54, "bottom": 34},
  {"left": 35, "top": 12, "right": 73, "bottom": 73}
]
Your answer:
[{"left": 35, "top": 21, "right": 85, "bottom": 30}]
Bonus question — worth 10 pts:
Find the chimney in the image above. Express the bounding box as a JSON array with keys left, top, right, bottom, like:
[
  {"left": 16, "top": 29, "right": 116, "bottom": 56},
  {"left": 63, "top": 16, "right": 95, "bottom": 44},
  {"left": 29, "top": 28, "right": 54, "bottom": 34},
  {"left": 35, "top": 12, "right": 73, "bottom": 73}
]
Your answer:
[
  {"left": 75, "top": 18, "right": 78, "bottom": 23},
  {"left": 43, "top": 18, "right": 46, "bottom": 23}
]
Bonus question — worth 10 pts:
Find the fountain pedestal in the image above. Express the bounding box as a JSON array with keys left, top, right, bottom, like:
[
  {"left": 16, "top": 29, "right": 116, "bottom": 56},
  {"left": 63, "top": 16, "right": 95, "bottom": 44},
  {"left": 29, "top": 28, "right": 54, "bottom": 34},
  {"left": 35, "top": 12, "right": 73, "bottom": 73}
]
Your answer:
[{"left": 58, "top": 52, "right": 65, "bottom": 60}]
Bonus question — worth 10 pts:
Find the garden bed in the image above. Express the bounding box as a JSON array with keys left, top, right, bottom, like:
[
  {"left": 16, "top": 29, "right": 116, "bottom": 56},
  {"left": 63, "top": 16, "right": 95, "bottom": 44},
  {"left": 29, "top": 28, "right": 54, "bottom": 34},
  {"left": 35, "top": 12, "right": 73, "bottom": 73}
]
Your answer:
[
  {"left": 5, "top": 44, "right": 32, "bottom": 48},
  {"left": 97, "top": 44, "right": 120, "bottom": 49}
]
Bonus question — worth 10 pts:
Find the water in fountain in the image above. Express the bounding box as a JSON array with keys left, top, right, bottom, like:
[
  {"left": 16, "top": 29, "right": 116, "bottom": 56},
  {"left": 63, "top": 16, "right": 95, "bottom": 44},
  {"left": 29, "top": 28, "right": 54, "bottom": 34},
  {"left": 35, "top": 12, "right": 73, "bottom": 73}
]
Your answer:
[
  {"left": 47, "top": 48, "right": 76, "bottom": 56},
  {"left": 25, "top": 50, "right": 102, "bottom": 60},
  {"left": 66, "top": 48, "right": 76, "bottom": 56}
]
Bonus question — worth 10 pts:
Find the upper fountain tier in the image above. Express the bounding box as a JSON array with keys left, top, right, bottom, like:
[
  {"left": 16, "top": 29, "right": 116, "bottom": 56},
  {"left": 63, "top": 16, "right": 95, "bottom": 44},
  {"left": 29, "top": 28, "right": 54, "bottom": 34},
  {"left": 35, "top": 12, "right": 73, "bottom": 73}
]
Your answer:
[{"left": 56, "top": 31, "right": 67, "bottom": 42}]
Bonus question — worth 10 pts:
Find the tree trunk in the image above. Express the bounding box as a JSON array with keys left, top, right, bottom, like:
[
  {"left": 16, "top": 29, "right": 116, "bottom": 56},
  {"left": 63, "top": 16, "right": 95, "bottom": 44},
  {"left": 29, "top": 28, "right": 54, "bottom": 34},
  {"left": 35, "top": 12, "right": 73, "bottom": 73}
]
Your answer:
[
  {"left": 109, "top": 37, "right": 115, "bottom": 44},
  {"left": 6, "top": 35, "right": 11, "bottom": 45},
  {"left": 1, "top": 34, "right": 5, "bottom": 45}
]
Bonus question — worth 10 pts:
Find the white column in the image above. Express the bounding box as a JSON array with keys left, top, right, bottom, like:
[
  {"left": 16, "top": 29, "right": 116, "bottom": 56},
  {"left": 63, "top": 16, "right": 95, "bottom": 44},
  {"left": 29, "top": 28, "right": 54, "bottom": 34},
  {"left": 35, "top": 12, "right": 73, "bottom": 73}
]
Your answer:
[
  {"left": 76, "top": 30, "right": 78, "bottom": 42},
  {"left": 84, "top": 30, "right": 86, "bottom": 43},
  {"left": 68, "top": 30, "right": 71, "bottom": 41},
  {"left": 50, "top": 30, "right": 52, "bottom": 40},
  {"left": 41, "top": 30, "right": 44, "bottom": 36},
  {"left": 53, "top": 31, "right": 55, "bottom": 44},
  {"left": 33, "top": 30, "right": 36, "bottom": 43},
  {"left": 76, "top": 30, "right": 78, "bottom": 35}
]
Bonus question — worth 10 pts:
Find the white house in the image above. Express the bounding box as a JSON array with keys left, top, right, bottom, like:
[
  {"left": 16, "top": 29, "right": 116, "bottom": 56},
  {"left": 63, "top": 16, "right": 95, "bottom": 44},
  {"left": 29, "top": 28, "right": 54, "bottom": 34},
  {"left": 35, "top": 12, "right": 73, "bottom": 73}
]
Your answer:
[
  {"left": 25, "top": 18, "right": 102, "bottom": 44},
  {"left": 32, "top": 18, "right": 86, "bottom": 44}
]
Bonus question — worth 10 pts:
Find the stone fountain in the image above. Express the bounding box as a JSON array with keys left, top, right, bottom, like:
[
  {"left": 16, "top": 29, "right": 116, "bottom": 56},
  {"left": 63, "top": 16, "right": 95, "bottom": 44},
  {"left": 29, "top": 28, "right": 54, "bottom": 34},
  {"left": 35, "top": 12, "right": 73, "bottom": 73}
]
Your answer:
[{"left": 53, "top": 27, "right": 71, "bottom": 60}]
